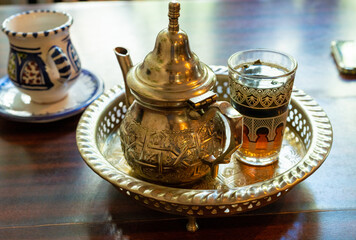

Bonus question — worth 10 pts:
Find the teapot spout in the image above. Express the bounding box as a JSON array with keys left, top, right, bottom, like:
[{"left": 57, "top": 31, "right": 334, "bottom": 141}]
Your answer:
[{"left": 114, "top": 47, "right": 135, "bottom": 106}]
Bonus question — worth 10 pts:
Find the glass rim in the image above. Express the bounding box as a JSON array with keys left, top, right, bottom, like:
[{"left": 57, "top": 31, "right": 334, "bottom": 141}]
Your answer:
[{"left": 227, "top": 49, "right": 298, "bottom": 80}]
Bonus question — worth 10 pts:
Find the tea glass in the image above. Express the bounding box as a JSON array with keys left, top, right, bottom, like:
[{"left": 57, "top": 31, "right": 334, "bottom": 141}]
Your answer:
[{"left": 228, "top": 49, "right": 297, "bottom": 166}]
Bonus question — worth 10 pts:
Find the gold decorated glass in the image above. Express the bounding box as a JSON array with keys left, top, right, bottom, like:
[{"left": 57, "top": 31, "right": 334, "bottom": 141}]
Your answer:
[{"left": 228, "top": 49, "right": 298, "bottom": 166}]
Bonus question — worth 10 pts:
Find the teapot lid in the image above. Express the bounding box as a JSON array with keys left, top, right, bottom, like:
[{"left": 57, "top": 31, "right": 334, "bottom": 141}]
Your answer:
[{"left": 127, "top": 1, "right": 216, "bottom": 107}]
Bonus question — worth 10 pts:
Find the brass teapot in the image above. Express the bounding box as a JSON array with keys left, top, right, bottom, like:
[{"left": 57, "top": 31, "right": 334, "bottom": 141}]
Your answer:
[{"left": 114, "top": 1, "right": 242, "bottom": 185}]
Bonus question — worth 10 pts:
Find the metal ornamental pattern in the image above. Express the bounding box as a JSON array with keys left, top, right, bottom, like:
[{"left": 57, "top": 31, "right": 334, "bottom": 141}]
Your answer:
[
  {"left": 119, "top": 110, "right": 224, "bottom": 184},
  {"left": 76, "top": 66, "right": 333, "bottom": 232}
]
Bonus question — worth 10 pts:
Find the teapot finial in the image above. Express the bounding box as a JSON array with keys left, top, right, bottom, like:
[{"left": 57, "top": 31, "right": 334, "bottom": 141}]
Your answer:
[{"left": 168, "top": 1, "right": 180, "bottom": 32}]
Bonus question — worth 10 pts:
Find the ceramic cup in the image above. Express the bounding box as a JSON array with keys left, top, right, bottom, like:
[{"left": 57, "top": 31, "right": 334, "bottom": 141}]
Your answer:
[{"left": 1, "top": 10, "right": 81, "bottom": 104}]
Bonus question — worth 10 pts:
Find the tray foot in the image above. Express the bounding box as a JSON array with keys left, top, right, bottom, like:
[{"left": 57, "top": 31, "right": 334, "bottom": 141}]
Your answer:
[{"left": 186, "top": 217, "right": 199, "bottom": 232}]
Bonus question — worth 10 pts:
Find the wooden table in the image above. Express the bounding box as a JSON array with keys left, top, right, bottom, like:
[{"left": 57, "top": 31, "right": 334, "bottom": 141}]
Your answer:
[{"left": 0, "top": 0, "right": 355, "bottom": 239}]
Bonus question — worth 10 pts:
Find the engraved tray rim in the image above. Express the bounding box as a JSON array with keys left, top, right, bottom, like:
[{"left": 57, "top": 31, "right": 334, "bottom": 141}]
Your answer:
[{"left": 76, "top": 66, "right": 333, "bottom": 214}]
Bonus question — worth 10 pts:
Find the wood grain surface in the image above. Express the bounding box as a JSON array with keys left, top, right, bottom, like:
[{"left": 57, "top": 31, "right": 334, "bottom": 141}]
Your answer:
[{"left": 0, "top": 0, "right": 355, "bottom": 239}]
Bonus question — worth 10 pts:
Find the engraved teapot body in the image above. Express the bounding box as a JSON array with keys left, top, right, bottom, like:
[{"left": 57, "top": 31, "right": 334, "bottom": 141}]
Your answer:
[{"left": 119, "top": 98, "right": 235, "bottom": 184}]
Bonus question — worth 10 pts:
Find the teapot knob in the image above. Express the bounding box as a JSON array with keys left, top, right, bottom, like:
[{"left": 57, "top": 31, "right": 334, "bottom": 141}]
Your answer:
[{"left": 168, "top": 1, "right": 180, "bottom": 32}]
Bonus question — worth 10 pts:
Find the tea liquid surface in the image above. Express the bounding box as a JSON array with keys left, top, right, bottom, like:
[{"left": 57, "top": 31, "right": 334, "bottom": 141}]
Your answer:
[{"left": 234, "top": 61, "right": 289, "bottom": 89}]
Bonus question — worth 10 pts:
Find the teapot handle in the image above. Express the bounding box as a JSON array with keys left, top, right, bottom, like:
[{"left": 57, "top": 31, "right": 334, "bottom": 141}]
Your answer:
[
  {"left": 48, "top": 45, "right": 72, "bottom": 83},
  {"left": 202, "top": 101, "right": 243, "bottom": 178}
]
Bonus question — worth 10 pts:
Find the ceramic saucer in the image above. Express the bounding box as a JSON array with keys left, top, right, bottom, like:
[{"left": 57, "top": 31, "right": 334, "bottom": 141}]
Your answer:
[{"left": 0, "top": 69, "right": 104, "bottom": 123}]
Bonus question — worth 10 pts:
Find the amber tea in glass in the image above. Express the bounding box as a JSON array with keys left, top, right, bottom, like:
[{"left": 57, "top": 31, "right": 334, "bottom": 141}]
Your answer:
[{"left": 228, "top": 49, "right": 297, "bottom": 166}]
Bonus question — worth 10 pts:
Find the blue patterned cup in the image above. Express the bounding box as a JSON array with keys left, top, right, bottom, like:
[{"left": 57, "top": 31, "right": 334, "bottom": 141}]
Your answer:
[{"left": 1, "top": 10, "right": 81, "bottom": 103}]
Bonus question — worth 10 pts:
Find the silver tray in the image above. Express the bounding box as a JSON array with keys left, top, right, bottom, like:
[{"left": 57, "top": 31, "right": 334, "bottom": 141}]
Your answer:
[{"left": 76, "top": 66, "right": 333, "bottom": 232}]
